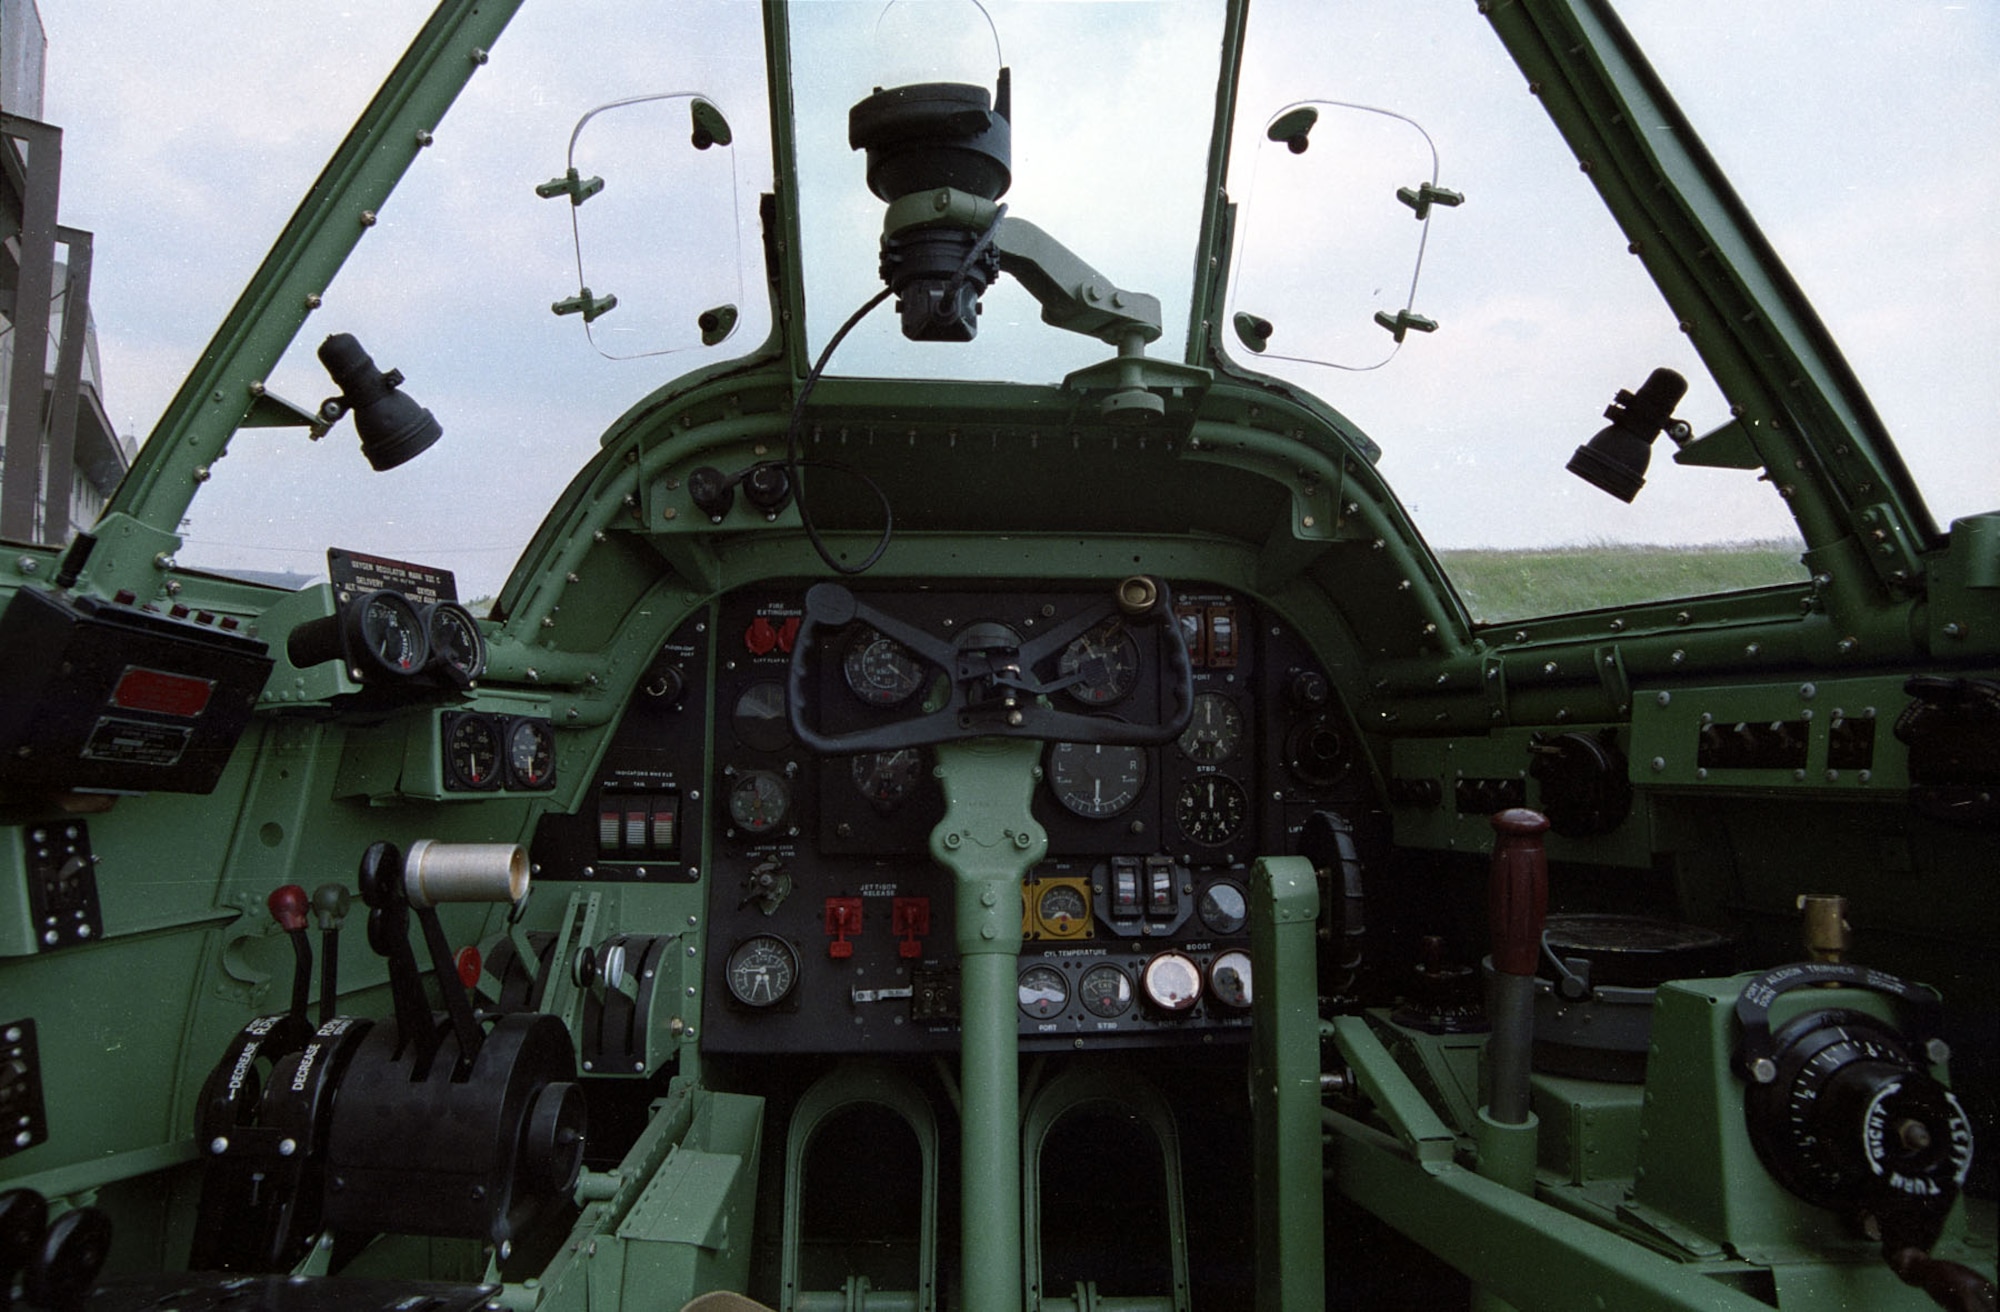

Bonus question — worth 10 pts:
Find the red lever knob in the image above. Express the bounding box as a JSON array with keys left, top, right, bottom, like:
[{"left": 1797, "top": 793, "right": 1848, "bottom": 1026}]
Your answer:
[
  {"left": 1488, "top": 809, "right": 1549, "bottom": 977},
  {"left": 267, "top": 884, "right": 310, "bottom": 933}
]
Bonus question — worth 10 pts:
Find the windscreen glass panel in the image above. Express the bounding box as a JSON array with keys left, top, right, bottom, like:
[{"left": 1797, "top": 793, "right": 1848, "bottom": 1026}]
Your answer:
[
  {"left": 1228, "top": 0, "right": 1810, "bottom": 624},
  {"left": 75, "top": 2, "right": 772, "bottom": 604},
  {"left": 788, "top": 0, "right": 1226, "bottom": 385},
  {"left": 1616, "top": 0, "right": 2000, "bottom": 534}
]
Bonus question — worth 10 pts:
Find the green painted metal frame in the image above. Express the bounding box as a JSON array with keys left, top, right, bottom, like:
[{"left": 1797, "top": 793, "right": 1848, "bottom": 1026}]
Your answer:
[
  {"left": 85, "top": 0, "right": 526, "bottom": 603},
  {"left": 928, "top": 737, "right": 1050, "bottom": 1312},
  {"left": 1480, "top": 0, "right": 1937, "bottom": 590},
  {"left": 781, "top": 1063, "right": 940, "bottom": 1312},
  {"left": 1248, "top": 855, "right": 1324, "bottom": 1310},
  {"left": 1020, "top": 1065, "right": 1190, "bottom": 1311}
]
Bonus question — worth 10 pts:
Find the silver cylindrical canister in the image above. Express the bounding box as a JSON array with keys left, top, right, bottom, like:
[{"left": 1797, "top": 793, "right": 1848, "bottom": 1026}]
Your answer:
[{"left": 402, "top": 840, "right": 530, "bottom": 907}]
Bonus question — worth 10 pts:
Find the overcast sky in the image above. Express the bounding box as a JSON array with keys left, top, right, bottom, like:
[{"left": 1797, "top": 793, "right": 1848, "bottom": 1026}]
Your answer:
[{"left": 28, "top": 0, "right": 1999, "bottom": 598}]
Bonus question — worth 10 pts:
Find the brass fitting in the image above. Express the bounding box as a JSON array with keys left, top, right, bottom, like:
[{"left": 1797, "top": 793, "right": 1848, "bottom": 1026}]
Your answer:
[{"left": 1797, "top": 893, "right": 1852, "bottom": 964}]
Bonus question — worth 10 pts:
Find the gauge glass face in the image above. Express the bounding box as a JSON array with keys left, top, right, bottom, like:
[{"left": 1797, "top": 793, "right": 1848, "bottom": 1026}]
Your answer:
[
  {"left": 356, "top": 590, "right": 428, "bottom": 674},
  {"left": 843, "top": 629, "right": 927, "bottom": 707},
  {"left": 1078, "top": 965, "right": 1133, "bottom": 1018},
  {"left": 725, "top": 935, "right": 798, "bottom": 1008},
  {"left": 1176, "top": 775, "right": 1247, "bottom": 845},
  {"left": 1048, "top": 743, "right": 1148, "bottom": 819},
  {"left": 505, "top": 718, "right": 556, "bottom": 788},
  {"left": 1209, "top": 950, "right": 1254, "bottom": 1009},
  {"left": 731, "top": 681, "right": 793, "bottom": 752},
  {"left": 1197, "top": 880, "right": 1249, "bottom": 935},
  {"left": 1059, "top": 619, "right": 1141, "bottom": 706},
  {"left": 1017, "top": 964, "right": 1069, "bottom": 1018},
  {"left": 1036, "top": 883, "right": 1088, "bottom": 935},
  {"left": 727, "top": 770, "right": 790, "bottom": 834},
  {"left": 851, "top": 749, "right": 924, "bottom": 808},
  {"left": 445, "top": 714, "right": 501, "bottom": 790},
  {"left": 426, "top": 602, "right": 485, "bottom": 684},
  {"left": 1178, "top": 692, "right": 1244, "bottom": 763},
  {"left": 1142, "top": 952, "right": 1202, "bottom": 1012}
]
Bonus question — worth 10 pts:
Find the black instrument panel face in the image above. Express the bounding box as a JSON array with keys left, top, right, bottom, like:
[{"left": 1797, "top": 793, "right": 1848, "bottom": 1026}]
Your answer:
[
  {"left": 674, "top": 583, "right": 1366, "bottom": 1056},
  {"left": 527, "top": 616, "right": 712, "bottom": 882}
]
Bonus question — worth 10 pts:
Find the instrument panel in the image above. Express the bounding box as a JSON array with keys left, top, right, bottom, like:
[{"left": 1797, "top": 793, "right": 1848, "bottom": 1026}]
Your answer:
[{"left": 690, "top": 583, "right": 1367, "bottom": 1056}]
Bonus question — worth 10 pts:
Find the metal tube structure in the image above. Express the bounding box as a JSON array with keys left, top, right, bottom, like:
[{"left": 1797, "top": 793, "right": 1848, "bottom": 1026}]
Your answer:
[{"left": 930, "top": 738, "right": 1047, "bottom": 1312}]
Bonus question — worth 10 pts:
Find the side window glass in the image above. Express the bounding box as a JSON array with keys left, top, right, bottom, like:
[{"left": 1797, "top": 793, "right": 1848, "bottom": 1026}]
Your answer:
[
  {"left": 1228, "top": 1, "right": 1809, "bottom": 624},
  {"left": 561, "top": 93, "right": 748, "bottom": 360}
]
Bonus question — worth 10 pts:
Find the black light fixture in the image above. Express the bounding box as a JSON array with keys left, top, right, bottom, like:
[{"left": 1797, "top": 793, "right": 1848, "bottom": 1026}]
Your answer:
[
  {"left": 317, "top": 333, "right": 443, "bottom": 471},
  {"left": 1565, "top": 368, "right": 1688, "bottom": 503}
]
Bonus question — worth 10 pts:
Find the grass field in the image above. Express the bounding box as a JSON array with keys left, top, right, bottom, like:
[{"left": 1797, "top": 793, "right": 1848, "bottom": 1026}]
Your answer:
[{"left": 1436, "top": 539, "right": 1808, "bottom": 624}]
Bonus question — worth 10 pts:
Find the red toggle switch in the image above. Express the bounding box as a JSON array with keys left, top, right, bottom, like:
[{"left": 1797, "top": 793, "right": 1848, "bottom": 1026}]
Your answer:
[
  {"left": 892, "top": 897, "right": 930, "bottom": 959},
  {"left": 824, "top": 897, "right": 864, "bottom": 959},
  {"left": 776, "top": 616, "right": 801, "bottom": 653},
  {"left": 745, "top": 615, "right": 779, "bottom": 655}
]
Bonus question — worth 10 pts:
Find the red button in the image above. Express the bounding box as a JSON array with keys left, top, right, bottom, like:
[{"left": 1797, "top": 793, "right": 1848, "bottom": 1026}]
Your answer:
[{"left": 745, "top": 616, "right": 779, "bottom": 655}]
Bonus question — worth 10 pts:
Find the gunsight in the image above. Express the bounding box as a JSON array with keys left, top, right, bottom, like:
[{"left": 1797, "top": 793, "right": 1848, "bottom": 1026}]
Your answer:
[{"left": 850, "top": 73, "right": 1013, "bottom": 342}]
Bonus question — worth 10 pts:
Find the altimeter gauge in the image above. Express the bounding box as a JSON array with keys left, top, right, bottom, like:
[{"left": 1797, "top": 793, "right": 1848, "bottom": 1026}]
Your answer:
[
  {"left": 1059, "top": 618, "right": 1141, "bottom": 705},
  {"left": 843, "top": 628, "right": 927, "bottom": 706}
]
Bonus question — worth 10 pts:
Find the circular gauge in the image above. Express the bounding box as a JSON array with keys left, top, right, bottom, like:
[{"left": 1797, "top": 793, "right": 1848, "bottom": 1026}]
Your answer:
[
  {"left": 1047, "top": 743, "right": 1148, "bottom": 819},
  {"left": 1197, "top": 880, "right": 1249, "bottom": 935},
  {"left": 727, "top": 770, "right": 790, "bottom": 835},
  {"left": 1036, "top": 883, "right": 1088, "bottom": 936},
  {"left": 1018, "top": 964, "right": 1069, "bottom": 1018},
  {"left": 852, "top": 749, "right": 925, "bottom": 809},
  {"left": 504, "top": 717, "right": 556, "bottom": 789},
  {"left": 843, "top": 629, "right": 927, "bottom": 707},
  {"left": 731, "top": 681, "right": 792, "bottom": 752},
  {"left": 1078, "top": 964, "right": 1134, "bottom": 1018},
  {"left": 424, "top": 601, "right": 486, "bottom": 686},
  {"left": 1141, "top": 952, "right": 1202, "bottom": 1013},
  {"left": 1209, "top": 950, "right": 1254, "bottom": 1009},
  {"left": 724, "top": 935, "right": 799, "bottom": 1008},
  {"left": 1059, "top": 619, "right": 1141, "bottom": 705},
  {"left": 1176, "top": 775, "right": 1247, "bottom": 846},
  {"left": 344, "top": 589, "right": 429, "bottom": 676},
  {"left": 1178, "top": 693, "right": 1244, "bottom": 764},
  {"left": 443, "top": 713, "right": 501, "bottom": 791}
]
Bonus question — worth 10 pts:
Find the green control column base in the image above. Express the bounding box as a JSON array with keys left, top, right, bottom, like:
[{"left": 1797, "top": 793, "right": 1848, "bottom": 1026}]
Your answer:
[{"left": 930, "top": 737, "right": 1049, "bottom": 1312}]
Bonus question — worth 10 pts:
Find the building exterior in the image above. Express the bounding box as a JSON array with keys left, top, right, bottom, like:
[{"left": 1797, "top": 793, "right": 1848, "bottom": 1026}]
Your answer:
[{"left": 2, "top": 0, "right": 133, "bottom": 547}]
